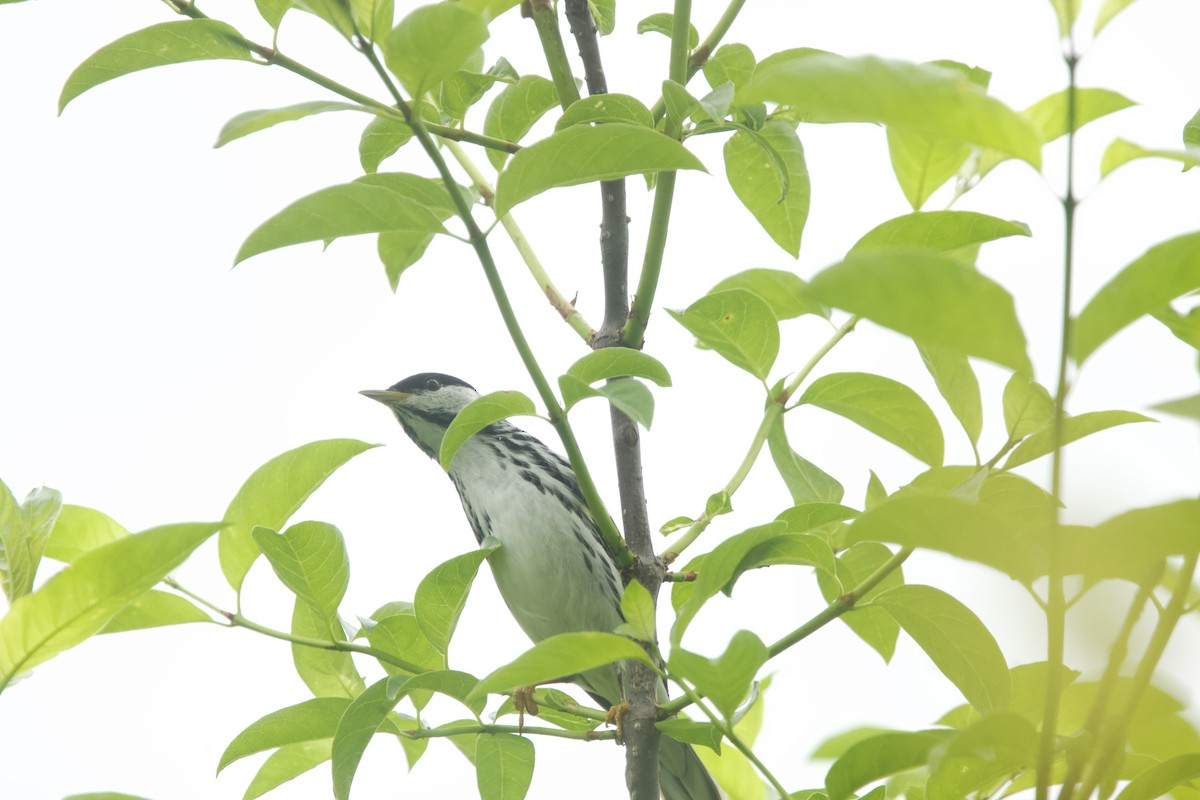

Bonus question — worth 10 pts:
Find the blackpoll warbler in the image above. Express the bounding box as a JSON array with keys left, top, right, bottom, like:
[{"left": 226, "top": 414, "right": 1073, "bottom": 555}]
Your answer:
[{"left": 363, "top": 373, "right": 720, "bottom": 800}]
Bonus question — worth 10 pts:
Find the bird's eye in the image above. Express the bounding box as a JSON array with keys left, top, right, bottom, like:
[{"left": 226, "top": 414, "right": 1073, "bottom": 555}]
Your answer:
[{"left": 424, "top": 378, "right": 442, "bottom": 391}]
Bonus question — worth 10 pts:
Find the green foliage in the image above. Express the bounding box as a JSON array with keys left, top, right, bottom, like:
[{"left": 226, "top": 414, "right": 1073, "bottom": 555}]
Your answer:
[
  {"left": 382, "top": 4, "right": 488, "bottom": 95},
  {"left": 724, "top": 120, "right": 810, "bottom": 256},
  {"left": 667, "top": 289, "right": 779, "bottom": 380},
  {"left": 439, "top": 390, "right": 537, "bottom": 469},
  {"left": 469, "top": 632, "right": 655, "bottom": 698}
]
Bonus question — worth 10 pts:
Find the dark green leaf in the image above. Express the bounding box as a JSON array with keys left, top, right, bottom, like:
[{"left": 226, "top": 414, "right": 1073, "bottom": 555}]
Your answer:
[
  {"left": 917, "top": 343, "right": 983, "bottom": 448},
  {"left": 704, "top": 44, "right": 756, "bottom": 92},
  {"left": 724, "top": 120, "right": 810, "bottom": 256},
  {"left": 0, "top": 522, "right": 219, "bottom": 690},
  {"left": 99, "top": 589, "right": 211, "bottom": 633},
  {"left": 636, "top": 13, "right": 699, "bottom": 49},
  {"left": 710, "top": 268, "right": 826, "bottom": 320},
  {"left": 219, "top": 439, "right": 378, "bottom": 591},
  {"left": 494, "top": 123, "right": 706, "bottom": 214},
  {"left": 253, "top": 521, "right": 349, "bottom": 617},
  {"left": 244, "top": 740, "right": 333, "bottom": 800},
  {"left": 850, "top": 211, "right": 1031, "bottom": 256},
  {"left": 218, "top": 697, "right": 349, "bottom": 772},
  {"left": 1003, "top": 410, "right": 1155, "bottom": 468},
  {"left": 743, "top": 54, "right": 1042, "bottom": 166},
  {"left": 825, "top": 730, "right": 953, "bottom": 800},
  {"left": 215, "top": 101, "right": 366, "bottom": 147},
  {"left": 382, "top": 3, "right": 488, "bottom": 94},
  {"left": 670, "top": 630, "right": 768, "bottom": 719},
  {"left": 475, "top": 733, "right": 535, "bottom": 800},
  {"left": 556, "top": 94, "right": 654, "bottom": 130},
  {"left": 808, "top": 250, "right": 1032, "bottom": 375},
  {"left": 484, "top": 75, "right": 560, "bottom": 170},
  {"left": 666, "top": 289, "right": 779, "bottom": 379},
  {"left": 414, "top": 545, "right": 497, "bottom": 655},
  {"left": 440, "top": 392, "right": 537, "bottom": 469},
  {"left": 1074, "top": 231, "right": 1200, "bottom": 363},
  {"left": 469, "top": 632, "right": 654, "bottom": 698},
  {"left": 59, "top": 20, "right": 254, "bottom": 112},
  {"left": 767, "top": 415, "right": 844, "bottom": 504},
  {"left": 872, "top": 584, "right": 1010, "bottom": 712},
  {"left": 799, "top": 372, "right": 944, "bottom": 467},
  {"left": 816, "top": 543, "right": 903, "bottom": 662}
]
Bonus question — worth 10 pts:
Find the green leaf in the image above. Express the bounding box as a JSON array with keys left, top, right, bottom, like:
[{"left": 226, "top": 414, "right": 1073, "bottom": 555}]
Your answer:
[
  {"left": 865, "top": 471, "right": 888, "bottom": 510},
  {"left": 295, "top": 0, "right": 355, "bottom": 37},
  {"left": 925, "top": 713, "right": 1036, "bottom": 800},
  {"left": 825, "top": 730, "right": 953, "bottom": 800},
  {"left": 0, "top": 522, "right": 219, "bottom": 691},
  {"left": 439, "top": 391, "right": 537, "bottom": 469},
  {"left": 667, "top": 289, "right": 779, "bottom": 380},
  {"left": 767, "top": 414, "right": 844, "bottom": 504},
  {"left": 777, "top": 503, "right": 860, "bottom": 532},
  {"left": 871, "top": 584, "right": 1010, "bottom": 712},
  {"left": 636, "top": 13, "right": 699, "bottom": 49},
  {"left": 382, "top": 3, "right": 488, "bottom": 94},
  {"left": 218, "top": 697, "right": 348, "bottom": 772},
  {"left": 1003, "top": 374, "right": 1054, "bottom": 440},
  {"left": 470, "top": 632, "right": 654, "bottom": 698},
  {"left": 585, "top": 0, "right": 615, "bottom": 34},
  {"left": 62, "top": 794, "right": 155, "bottom": 800},
  {"left": 662, "top": 80, "right": 703, "bottom": 127},
  {"left": 255, "top": 0, "right": 295, "bottom": 29},
  {"left": 372, "top": 175, "right": 470, "bottom": 289},
  {"left": 234, "top": 177, "right": 450, "bottom": 265},
  {"left": 710, "top": 268, "right": 826, "bottom": 320},
  {"left": 1185, "top": 108, "right": 1200, "bottom": 149},
  {"left": 565, "top": 348, "right": 672, "bottom": 387},
  {"left": 917, "top": 343, "right": 983, "bottom": 448},
  {"left": 618, "top": 580, "right": 657, "bottom": 642},
  {"left": 475, "top": 734, "right": 536, "bottom": 800},
  {"left": 724, "top": 120, "right": 810, "bottom": 256},
  {"left": 0, "top": 483, "right": 61, "bottom": 602},
  {"left": 215, "top": 101, "right": 366, "bottom": 147},
  {"left": 1003, "top": 410, "right": 1155, "bottom": 468},
  {"left": 350, "top": 0, "right": 394, "bottom": 41},
  {"left": 1048, "top": 0, "right": 1082, "bottom": 36},
  {"left": 331, "top": 679, "right": 404, "bottom": 800},
  {"left": 1060, "top": 499, "right": 1200, "bottom": 582},
  {"left": 557, "top": 94, "right": 655, "bottom": 130},
  {"left": 358, "top": 102, "right": 439, "bottom": 173},
  {"left": 484, "top": 75, "right": 560, "bottom": 170},
  {"left": 414, "top": 545, "right": 497, "bottom": 655},
  {"left": 816, "top": 543, "right": 903, "bottom": 662},
  {"left": 100, "top": 589, "right": 211, "bottom": 634},
  {"left": 704, "top": 43, "right": 756, "bottom": 92},
  {"left": 244, "top": 740, "right": 333, "bottom": 800},
  {"left": 219, "top": 439, "right": 378, "bottom": 592},
  {"left": 400, "top": 669, "right": 487, "bottom": 717},
  {"left": 559, "top": 375, "right": 657, "bottom": 429},
  {"left": 253, "top": 521, "right": 349, "bottom": 617},
  {"left": 1101, "top": 138, "right": 1200, "bottom": 178},
  {"left": 812, "top": 726, "right": 896, "bottom": 759},
  {"left": 1154, "top": 393, "right": 1200, "bottom": 421},
  {"left": 657, "top": 718, "right": 723, "bottom": 753},
  {"left": 799, "top": 372, "right": 944, "bottom": 467},
  {"left": 494, "top": 123, "right": 706, "bottom": 215},
  {"left": 364, "top": 607, "right": 444, "bottom": 674},
  {"left": 1115, "top": 754, "right": 1200, "bottom": 800},
  {"left": 1023, "top": 88, "right": 1135, "bottom": 143},
  {"left": 808, "top": 250, "right": 1033, "bottom": 375},
  {"left": 850, "top": 211, "right": 1031, "bottom": 257},
  {"left": 1095, "top": 0, "right": 1139, "bottom": 33},
  {"left": 885, "top": 61, "right": 990, "bottom": 210},
  {"left": 670, "top": 631, "right": 768, "bottom": 719},
  {"left": 292, "top": 600, "right": 367, "bottom": 698},
  {"left": 44, "top": 504, "right": 129, "bottom": 563},
  {"left": 1074, "top": 231, "right": 1200, "bottom": 363},
  {"left": 743, "top": 54, "right": 1042, "bottom": 167},
  {"left": 59, "top": 20, "right": 254, "bottom": 112},
  {"left": 440, "top": 64, "right": 510, "bottom": 124}
]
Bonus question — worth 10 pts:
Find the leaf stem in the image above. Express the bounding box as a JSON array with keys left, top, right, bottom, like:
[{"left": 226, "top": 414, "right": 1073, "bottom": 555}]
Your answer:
[
  {"left": 648, "top": 0, "right": 750, "bottom": 122},
  {"left": 405, "top": 722, "right": 615, "bottom": 741},
  {"left": 661, "top": 315, "right": 858, "bottom": 562}
]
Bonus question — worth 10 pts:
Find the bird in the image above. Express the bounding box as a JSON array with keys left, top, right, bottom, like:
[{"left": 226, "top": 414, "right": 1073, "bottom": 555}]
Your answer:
[{"left": 362, "top": 372, "right": 720, "bottom": 800}]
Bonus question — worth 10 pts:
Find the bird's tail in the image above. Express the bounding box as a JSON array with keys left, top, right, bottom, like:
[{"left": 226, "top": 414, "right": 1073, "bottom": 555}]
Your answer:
[{"left": 659, "top": 735, "right": 722, "bottom": 800}]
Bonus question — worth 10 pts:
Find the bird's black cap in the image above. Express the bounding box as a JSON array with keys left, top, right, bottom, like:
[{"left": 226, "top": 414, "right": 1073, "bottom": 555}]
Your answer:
[{"left": 388, "top": 373, "right": 476, "bottom": 394}]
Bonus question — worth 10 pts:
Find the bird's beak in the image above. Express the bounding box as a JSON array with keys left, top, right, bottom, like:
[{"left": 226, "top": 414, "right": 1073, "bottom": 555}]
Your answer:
[{"left": 360, "top": 389, "right": 410, "bottom": 406}]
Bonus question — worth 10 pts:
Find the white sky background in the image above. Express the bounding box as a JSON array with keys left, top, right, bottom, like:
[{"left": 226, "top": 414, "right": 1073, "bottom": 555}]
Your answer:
[{"left": 2, "top": 1, "right": 1200, "bottom": 798}]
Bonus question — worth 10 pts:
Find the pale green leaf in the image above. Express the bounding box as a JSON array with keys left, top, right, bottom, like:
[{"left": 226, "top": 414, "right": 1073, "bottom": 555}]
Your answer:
[
  {"left": 667, "top": 289, "right": 779, "bottom": 379},
  {"left": 1048, "top": 0, "right": 1082, "bottom": 37},
  {"left": 59, "top": 20, "right": 254, "bottom": 112},
  {"left": 619, "top": 580, "right": 657, "bottom": 642},
  {"left": 292, "top": 600, "right": 367, "bottom": 698},
  {"left": 657, "top": 718, "right": 723, "bottom": 753},
  {"left": 850, "top": 211, "right": 1031, "bottom": 256},
  {"left": 255, "top": 0, "right": 295, "bottom": 28},
  {"left": 926, "top": 713, "right": 1036, "bottom": 800},
  {"left": 331, "top": 679, "right": 403, "bottom": 800},
  {"left": 1060, "top": 499, "right": 1200, "bottom": 582},
  {"left": 358, "top": 102, "right": 439, "bottom": 173},
  {"left": 0, "top": 522, "right": 219, "bottom": 691},
  {"left": 484, "top": 75, "right": 560, "bottom": 170},
  {"left": 476, "top": 733, "right": 535, "bottom": 800},
  {"left": 1115, "top": 754, "right": 1200, "bottom": 800},
  {"left": 350, "top": 0, "right": 393, "bottom": 41},
  {"left": 865, "top": 471, "right": 888, "bottom": 510},
  {"left": 1185, "top": 108, "right": 1200, "bottom": 149},
  {"left": 1154, "top": 393, "right": 1200, "bottom": 421},
  {"left": 44, "top": 504, "right": 129, "bottom": 563},
  {"left": 636, "top": 13, "right": 699, "bottom": 49},
  {"left": 441, "top": 64, "right": 511, "bottom": 123},
  {"left": 556, "top": 93, "right": 654, "bottom": 130},
  {"left": 871, "top": 584, "right": 1010, "bottom": 712},
  {"left": 218, "top": 439, "right": 378, "bottom": 592},
  {"left": 703, "top": 43, "right": 756, "bottom": 92},
  {"left": 1003, "top": 410, "right": 1154, "bottom": 468},
  {"left": 470, "top": 632, "right": 654, "bottom": 698},
  {"left": 1023, "top": 88, "right": 1135, "bottom": 143},
  {"left": 767, "top": 415, "right": 844, "bottom": 504},
  {"left": 494, "top": 123, "right": 706, "bottom": 215},
  {"left": 100, "top": 589, "right": 211, "bottom": 633},
  {"left": 253, "top": 521, "right": 349, "bottom": 617},
  {"left": 799, "top": 372, "right": 944, "bottom": 466},
  {"left": 215, "top": 101, "right": 366, "bottom": 147},
  {"left": 244, "top": 740, "right": 333, "bottom": 800},
  {"left": 742, "top": 54, "right": 1042, "bottom": 167},
  {"left": 1095, "top": 0, "right": 1139, "bottom": 33},
  {"left": 559, "top": 375, "right": 656, "bottom": 429},
  {"left": 218, "top": 697, "right": 349, "bottom": 772},
  {"left": 565, "top": 348, "right": 672, "bottom": 387},
  {"left": 587, "top": 0, "right": 615, "bottom": 35},
  {"left": 825, "top": 730, "right": 952, "bottom": 800},
  {"left": 1074, "top": 231, "right": 1200, "bottom": 363},
  {"left": 0, "top": 483, "right": 61, "bottom": 602},
  {"left": 816, "top": 543, "right": 903, "bottom": 662},
  {"left": 776, "top": 503, "right": 860, "bottom": 532},
  {"left": 812, "top": 726, "right": 896, "bottom": 759},
  {"left": 400, "top": 669, "right": 487, "bottom": 717},
  {"left": 382, "top": 4, "right": 488, "bottom": 94},
  {"left": 414, "top": 545, "right": 497, "bottom": 655},
  {"left": 1002, "top": 374, "right": 1054, "bottom": 440},
  {"left": 439, "top": 391, "right": 537, "bottom": 470},
  {"left": 724, "top": 120, "right": 810, "bottom": 256},
  {"left": 807, "top": 250, "right": 1032, "bottom": 375},
  {"left": 710, "top": 268, "right": 826, "bottom": 320},
  {"left": 294, "top": 0, "right": 355, "bottom": 37},
  {"left": 364, "top": 608, "right": 443, "bottom": 674},
  {"left": 918, "top": 343, "right": 983, "bottom": 448},
  {"left": 670, "top": 631, "right": 768, "bottom": 719},
  {"left": 1101, "top": 138, "right": 1200, "bottom": 178}
]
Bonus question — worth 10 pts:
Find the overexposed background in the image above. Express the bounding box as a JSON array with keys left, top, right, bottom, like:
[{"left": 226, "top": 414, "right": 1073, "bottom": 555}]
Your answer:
[{"left": 2, "top": 1, "right": 1199, "bottom": 798}]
